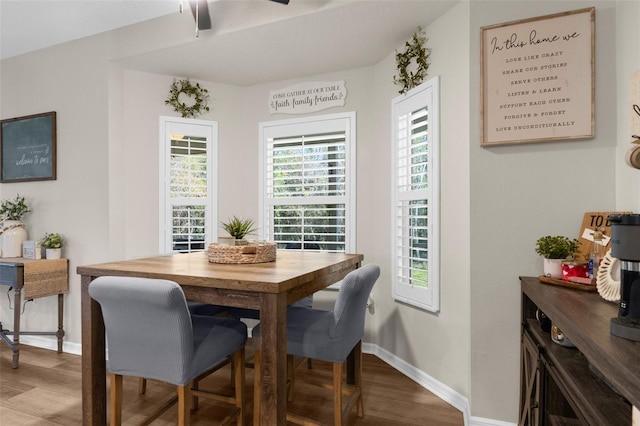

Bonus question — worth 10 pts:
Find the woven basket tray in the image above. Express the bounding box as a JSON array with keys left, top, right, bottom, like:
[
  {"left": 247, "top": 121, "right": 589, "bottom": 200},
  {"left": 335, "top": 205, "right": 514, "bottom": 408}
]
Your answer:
[{"left": 208, "top": 242, "right": 276, "bottom": 264}]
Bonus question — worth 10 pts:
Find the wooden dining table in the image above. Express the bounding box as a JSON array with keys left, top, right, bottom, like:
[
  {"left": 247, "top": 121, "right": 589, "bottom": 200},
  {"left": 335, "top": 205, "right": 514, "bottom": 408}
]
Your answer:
[{"left": 77, "top": 250, "right": 363, "bottom": 425}]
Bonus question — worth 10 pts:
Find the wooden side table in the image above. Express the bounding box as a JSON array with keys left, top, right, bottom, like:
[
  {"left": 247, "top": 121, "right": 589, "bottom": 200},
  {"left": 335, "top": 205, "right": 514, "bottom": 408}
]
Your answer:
[{"left": 0, "top": 258, "right": 68, "bottom": 368}]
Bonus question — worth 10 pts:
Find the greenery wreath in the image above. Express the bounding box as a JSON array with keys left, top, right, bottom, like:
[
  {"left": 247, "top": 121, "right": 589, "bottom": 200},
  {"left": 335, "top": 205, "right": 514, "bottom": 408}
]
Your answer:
[
  {"left": 393, "top": 28, "right": 431, "bottom": 95},
  {"left": 165, "top": 78, "right": 210, "bottom": 118}
]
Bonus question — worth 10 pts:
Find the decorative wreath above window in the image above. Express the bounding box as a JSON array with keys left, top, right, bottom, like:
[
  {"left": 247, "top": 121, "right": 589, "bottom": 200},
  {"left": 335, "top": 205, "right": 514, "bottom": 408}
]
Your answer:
[
  {"left": 165, "top": 78, "right": 210, "bottom": 118},
  {"left": 393, "top": 28, "right": 431, "bottom": 95}
]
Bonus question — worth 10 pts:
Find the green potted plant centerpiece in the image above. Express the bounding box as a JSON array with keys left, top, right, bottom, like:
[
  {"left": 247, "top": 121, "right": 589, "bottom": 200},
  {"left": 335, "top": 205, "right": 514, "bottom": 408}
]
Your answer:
[
  {"left": 210, "top": 216, "right": 275, "bottom": 264},
  {"left": 219, "top": 216, "right": 257, "bottom": 246},
  {"left": 0, "top": 194, "right": 31, "bottom": 258},
  {"left": 42, "top": 232, "right": 64, "bottom": 259},
  {"left": 535, "top": 235, "right": 580, "bottom": 279}
]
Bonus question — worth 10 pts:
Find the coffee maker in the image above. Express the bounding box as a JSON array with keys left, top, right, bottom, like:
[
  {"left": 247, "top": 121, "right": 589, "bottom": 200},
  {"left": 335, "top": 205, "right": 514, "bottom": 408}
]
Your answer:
[{"left": 609, "top": 214, "right": 640, "bottom": 341}]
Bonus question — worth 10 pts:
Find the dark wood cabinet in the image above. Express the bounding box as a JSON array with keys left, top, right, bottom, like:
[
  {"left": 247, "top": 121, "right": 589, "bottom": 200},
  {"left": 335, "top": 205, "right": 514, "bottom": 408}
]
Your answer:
[
  {"left": 519, "top": 276, "right": 639, "bottom": 425},
  {"left": 520, "top": 329, "right": 541, "bottom": 425}
]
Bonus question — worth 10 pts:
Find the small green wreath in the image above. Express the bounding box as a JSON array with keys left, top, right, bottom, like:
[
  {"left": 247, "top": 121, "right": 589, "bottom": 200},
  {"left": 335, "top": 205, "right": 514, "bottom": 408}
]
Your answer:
[
  {"left": 393, "top": 28, "right": 430, "bottom": 94},
  {"left": 165, "top": 78, "right": 210, "bottom": 118}
]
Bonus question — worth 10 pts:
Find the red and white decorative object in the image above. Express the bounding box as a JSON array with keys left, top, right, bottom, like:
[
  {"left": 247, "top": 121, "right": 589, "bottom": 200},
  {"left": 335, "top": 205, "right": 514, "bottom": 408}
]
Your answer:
[{"left": 561, "top": 261, "right": 589, "bottom": 282}]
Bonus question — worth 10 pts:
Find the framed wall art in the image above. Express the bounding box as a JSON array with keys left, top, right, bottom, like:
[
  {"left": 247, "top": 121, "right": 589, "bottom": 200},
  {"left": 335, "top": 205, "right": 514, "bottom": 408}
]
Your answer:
[
  {"left": 480, "top": 8, "right": 595, "bottom": 146},
  {"left": 0, "top": 111, "right": 57, "bottom": 183}
]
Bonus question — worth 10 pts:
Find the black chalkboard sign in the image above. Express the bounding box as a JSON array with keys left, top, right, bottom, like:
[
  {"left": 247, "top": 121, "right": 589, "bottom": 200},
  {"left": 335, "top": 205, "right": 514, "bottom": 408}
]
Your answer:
[{"left": 0, "top": 111, "right": 57, "bottom": 183}]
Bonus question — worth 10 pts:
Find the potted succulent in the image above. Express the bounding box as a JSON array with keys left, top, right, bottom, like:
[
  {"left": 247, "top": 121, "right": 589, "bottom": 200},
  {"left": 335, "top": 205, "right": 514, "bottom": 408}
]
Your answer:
[
  {"left": 42, "top": 232, "right": 64, "bottom": 259},
  {"left": 535, "top": 235, "right": 580, "bottom": 279},
  {"left": 0, "top": 195, "right": 31, "bottom": 258},
  {"left": 220, "top": 216, "right": 257, "bottom": 246}
]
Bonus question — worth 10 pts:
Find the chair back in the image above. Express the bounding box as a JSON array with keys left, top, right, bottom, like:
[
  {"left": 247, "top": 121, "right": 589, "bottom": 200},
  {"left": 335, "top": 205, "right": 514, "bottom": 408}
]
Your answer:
[
  {"left": 331, "top": 264, "right": 380, "bottom": 341},
  {"left": 88, "top": 276, "right": 195, "bottom": 385}
]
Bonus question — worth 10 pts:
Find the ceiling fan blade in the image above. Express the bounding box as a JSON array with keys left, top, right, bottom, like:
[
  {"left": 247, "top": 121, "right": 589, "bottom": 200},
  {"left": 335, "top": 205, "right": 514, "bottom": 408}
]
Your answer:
[
  {"left": 270, "top": 0, "right": 290, "bottom": 4},
  {"left": 189, "top": 0, "right": 212, "bottom": 30}
]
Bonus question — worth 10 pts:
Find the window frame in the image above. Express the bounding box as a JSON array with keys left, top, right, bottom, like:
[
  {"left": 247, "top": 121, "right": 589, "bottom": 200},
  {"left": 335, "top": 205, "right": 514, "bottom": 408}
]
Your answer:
[
  {"left": 391, "top": 76, "right": 440, "bottom": 313},
  {"left": 258, "top": 112, "right": 357, "bottom": 254},
  {"left": 158, "top": 116, "right": 218, "bottom": 254}
]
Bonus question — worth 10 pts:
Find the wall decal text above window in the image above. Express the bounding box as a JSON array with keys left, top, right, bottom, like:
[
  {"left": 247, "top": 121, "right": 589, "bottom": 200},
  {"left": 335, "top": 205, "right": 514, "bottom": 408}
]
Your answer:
[{"left": 269, "top": 81, "right": 347, "bottom": 114}]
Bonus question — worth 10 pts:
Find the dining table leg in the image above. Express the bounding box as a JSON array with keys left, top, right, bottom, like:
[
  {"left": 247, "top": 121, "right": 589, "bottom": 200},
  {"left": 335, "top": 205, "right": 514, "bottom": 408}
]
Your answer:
[
  {"left": 258, "top": 292, "right": 288, "bottom": 426},
  {"left": 81, "top": 276, "right": 107, "bottom": 426}
]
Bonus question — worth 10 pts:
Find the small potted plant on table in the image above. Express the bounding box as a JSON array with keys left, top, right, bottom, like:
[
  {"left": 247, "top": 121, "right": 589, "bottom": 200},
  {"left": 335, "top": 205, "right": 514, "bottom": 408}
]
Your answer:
[
  {"left": 42, "top": 232, "right": 64, "bottom": 259},
  {"left": 535, "top": 235, "right": 580, "bottom": 279},
  {"left": 219, "top": 216, "right": 257, "bottom": 246}
]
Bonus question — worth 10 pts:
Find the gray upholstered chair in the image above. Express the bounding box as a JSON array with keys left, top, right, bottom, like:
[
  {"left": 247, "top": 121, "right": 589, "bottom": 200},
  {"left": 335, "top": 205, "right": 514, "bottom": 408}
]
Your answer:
[
  {"left": 252, "top": 263, "right": 380, "bottom": 426},
  {"left": 88, "top": 276, "right": 247, "bottom": 426},
  {"left": 136, "top": 301, "right": 232, "bottom": 395}
]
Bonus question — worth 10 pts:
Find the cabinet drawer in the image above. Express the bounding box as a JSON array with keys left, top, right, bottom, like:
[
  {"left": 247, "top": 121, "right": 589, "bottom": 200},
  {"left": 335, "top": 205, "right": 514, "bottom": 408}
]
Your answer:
[{"left": 0, "top": 264, "right": 18, "bottom": 287}]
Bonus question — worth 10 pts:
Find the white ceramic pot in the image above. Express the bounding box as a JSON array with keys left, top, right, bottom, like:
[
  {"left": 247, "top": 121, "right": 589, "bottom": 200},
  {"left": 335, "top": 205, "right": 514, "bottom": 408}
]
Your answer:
[
  {"left": 217, "top": 236, "right": 236, "bottom": 246},
  {"left": 543, "top": 258, "right": 564, "bottom": 279},
  {"left": 1, "top": 220, "right": 27, "bottom": 258},
  {"left": 46, "top": 248, "right": 62, "bottom": 259}
]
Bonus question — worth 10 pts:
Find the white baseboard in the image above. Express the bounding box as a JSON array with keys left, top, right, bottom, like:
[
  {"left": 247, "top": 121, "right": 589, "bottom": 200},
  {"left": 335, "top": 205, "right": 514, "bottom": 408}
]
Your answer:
[
  {"left": 362, "top": 342, "right": 516, "bottom": 426},
  {"left": 362, "top": 342, "right": 472, "bottom": 425},
  {"left": 19, "top": 337, "right": 513, "bottom": 426},
  {"left": 18, "top": 335, "right": 82, "bottom": 355},
  {"left": 468, "top": 416, "right": 516, "bottom": 426}
]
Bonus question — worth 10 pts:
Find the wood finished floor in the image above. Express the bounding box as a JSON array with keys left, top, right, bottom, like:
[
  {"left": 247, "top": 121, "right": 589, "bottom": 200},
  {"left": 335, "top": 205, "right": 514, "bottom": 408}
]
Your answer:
[{"left": 0, "top": 344, "right": 463, "bottom": 425}]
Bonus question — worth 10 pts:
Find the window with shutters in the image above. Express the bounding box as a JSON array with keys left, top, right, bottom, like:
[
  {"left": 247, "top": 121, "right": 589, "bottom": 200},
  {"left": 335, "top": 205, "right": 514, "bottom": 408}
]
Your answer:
[
  {"left": 159, "top": 116, "right": 217, "bottom": 254},
  {"left": 259, "top": 112, "right": 356, "bottom": 253},
  {"left": 391, "top": 76, "right": 440, "bottom": 312}
]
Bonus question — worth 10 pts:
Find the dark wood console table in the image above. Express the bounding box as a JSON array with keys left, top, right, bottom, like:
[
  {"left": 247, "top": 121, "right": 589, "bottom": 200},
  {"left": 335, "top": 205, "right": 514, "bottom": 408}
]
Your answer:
[
  {"left": 519, "top": 276, "right": 639, "bottom": 425},
  {"left": 0, "top": 258, "right": 68, "bottom": 368}
]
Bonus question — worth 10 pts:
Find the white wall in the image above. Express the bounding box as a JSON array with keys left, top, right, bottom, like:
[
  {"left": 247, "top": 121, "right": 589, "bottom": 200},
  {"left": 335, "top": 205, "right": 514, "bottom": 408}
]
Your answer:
[
  {"left": 469, "top": 1, "right": 622, "bottom": 421},
  {"left": 115, "top": 69, "right": 247, "bottom": 259},
  {"left": 0, "top": 36, "right": 113, "bottom": 348},
  {"left": 369, "top": 2, "right": 472, "bottom": 398},
  {"left": 615, "top": 0, "right": 640, "bottom": 211},
  {"left": 0, "top": 10, "right": 198, "bottom": 348}
]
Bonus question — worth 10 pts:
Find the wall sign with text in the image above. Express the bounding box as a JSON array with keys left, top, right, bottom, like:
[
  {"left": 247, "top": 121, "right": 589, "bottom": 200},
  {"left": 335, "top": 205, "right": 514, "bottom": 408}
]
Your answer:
[
  {"left": 269, "top": 81, "right": 347, "bottom": 115},
  {"left": 0, "top": 111, "right": 57, "bottom": 183},
  {"left": 481, "top": 8, "right": 595, "bottom": 146}
]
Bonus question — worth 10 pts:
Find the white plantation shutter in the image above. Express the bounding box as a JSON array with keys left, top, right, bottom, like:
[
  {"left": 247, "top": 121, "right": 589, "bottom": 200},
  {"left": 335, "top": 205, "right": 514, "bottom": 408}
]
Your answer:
[
  {"left": 169, "top": 135, "right": 207, "bottom": 252},
  {"left": 160, "top": 117, "right": 217, "bottom": 254},
  {"left": 260, "top": 113, "right": 355, "bottom": 253},
  {"left": 391, "top": 76, "right": 440, "bottom": 312}
]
